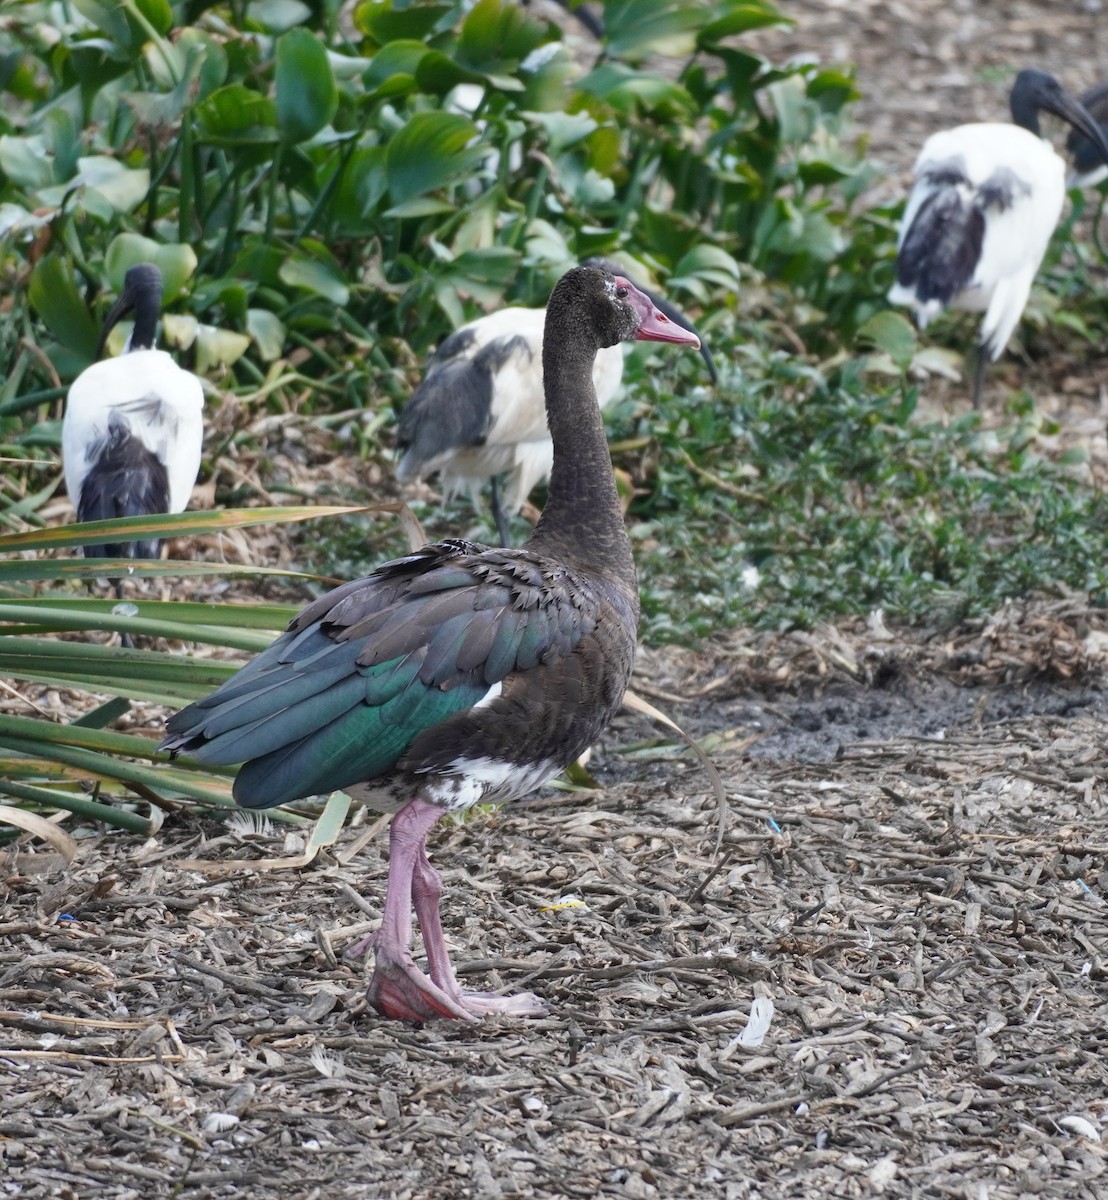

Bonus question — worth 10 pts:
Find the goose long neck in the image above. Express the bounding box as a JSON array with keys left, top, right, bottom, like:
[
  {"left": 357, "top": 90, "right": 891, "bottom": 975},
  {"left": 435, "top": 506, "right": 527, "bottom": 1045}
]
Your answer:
[{"left": 527, "top": 341, "right": 635, "bottom": 585}]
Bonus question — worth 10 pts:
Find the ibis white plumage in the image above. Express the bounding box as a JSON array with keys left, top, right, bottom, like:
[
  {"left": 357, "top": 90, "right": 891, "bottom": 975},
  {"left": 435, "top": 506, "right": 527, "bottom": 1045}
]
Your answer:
[
  {"left": 395, "top": 262, "right": 716, "bottom": 544},
  {"left": 889, "top": 69, "right": 1108, "bottom": 406},
  {"left": 63, "top": 263, "right": 204, "bottom": 565}
]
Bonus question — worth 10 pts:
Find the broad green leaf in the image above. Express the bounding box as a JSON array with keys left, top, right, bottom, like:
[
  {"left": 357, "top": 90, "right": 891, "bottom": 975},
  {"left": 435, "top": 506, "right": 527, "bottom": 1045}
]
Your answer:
[
  {"left": 671, "top": 245, "right": 743, "bottom": 291},
  {"left": 28, "top": 257, "right": 100, "bottom": 367},
  {"left": 601, "top": 0, "right": 705, "bottom": 59},
  {"left": 353, "top": 1, "right": 453, "bottom": 44},
  {"left": 38, "top": 156, "right": 151, "bottom": 213},
  {"left": 275, "top": 28, "right": 338, "bottom": 145},
  {"left": 383, "top": 196, "right": 457, "bottom": 219},
  {"left": 195, "top": 325, "right": 252, "bottom": 372},
  {"left": 457, "top": 0, "right": 548, "bottom": 73},
  {"left": 247, "top": 308, "right": 287, "bottom": 360},
  {"left": 246, "top": 0, "right": 312, "bottom": 32},
  {"left": 525, "top": 110, "right": 597, "bottom": 153},
  {"left": 134, "top": 0, "right": 174, "bottom": 37},
  {"left": 857, "top": 311, "right": 917, "bottom": 372},
  {"left": 279, "top": 255, "right": 351, "bottom": 305},
  {"left": 72, "top": 0, "right": 135, "bottom": 45},
  {"left": 0, "top": 203, "right": 51, "bottom": 239},
  {"left": 385, "top": 111, "right": 482, "bottom": 205},
  {"left": 0, "top": 135, "right": 53, "bottom": 189},
  {"left": 105, "top": 234, "right": 198, "bottom": 299},
  {"left": 700, "top": 4, "right": 790, "bottom": 44},
  {"left": 195, "top": 84, "right": 278, "bottom": 144},
  {"left": 577, "top": 64, "right": 695, "bottom": 117},
  {"left": 364, "top": 40, "right": 429, "bottom": 89},
  {"left": 413, "top": 49, "right": 486, "bottom": 97},
  {"left": 331, "top": 145, "right": 388, "bottom": 225}
]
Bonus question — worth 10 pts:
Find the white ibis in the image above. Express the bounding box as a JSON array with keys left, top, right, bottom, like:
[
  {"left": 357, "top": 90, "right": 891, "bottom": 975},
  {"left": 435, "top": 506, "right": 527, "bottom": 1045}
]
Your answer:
[
  {"left": 889, "top": 69, "right": 1108, "bottom": 406},
  {"left": 62, "top": 263, "right": 204, "bottom": 578},
  {"left": 163, "top": 264, "right": 702, "bottom": 1022},
  {"left": 396, "top": 261, "right": 716, "bottom": 544}
]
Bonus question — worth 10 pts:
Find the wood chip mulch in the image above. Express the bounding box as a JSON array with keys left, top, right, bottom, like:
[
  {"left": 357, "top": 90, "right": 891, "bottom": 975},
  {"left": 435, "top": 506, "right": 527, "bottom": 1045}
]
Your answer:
[{"left": 4, "top": 677, "right": 1108, "bottom": 1198}]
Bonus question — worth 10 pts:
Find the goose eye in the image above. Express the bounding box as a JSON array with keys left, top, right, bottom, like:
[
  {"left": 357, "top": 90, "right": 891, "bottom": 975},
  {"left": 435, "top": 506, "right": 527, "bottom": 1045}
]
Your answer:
[{"left": 615, "top": 285, "right": 629, "bottom": 299}]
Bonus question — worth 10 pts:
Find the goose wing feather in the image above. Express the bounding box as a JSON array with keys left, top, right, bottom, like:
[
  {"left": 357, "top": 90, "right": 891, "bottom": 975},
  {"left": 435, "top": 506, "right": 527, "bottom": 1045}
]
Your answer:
[{"left": 161, "top": 539, "right": 604, "bottom": 808}]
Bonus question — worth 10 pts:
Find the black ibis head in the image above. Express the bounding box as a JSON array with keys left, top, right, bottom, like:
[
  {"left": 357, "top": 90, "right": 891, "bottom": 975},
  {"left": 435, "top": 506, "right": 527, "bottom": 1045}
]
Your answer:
[
  {"left": 96, "top": 262, "right": 165, "bottom": 358},
  {"left": 1010, "top": 69, "right": 1108, "bottom": 171}
]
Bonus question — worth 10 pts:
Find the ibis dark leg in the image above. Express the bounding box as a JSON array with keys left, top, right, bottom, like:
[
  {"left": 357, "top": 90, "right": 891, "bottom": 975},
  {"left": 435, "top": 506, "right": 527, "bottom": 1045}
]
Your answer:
[{"left": 972, "top": 345, "right": 989, "bottom": 410}]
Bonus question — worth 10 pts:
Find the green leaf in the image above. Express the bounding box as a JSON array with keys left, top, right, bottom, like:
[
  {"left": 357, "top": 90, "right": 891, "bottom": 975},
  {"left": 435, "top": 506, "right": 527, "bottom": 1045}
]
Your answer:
[
  {"left": 275, "top": 28, "right": 338, "bottom": 145},
  {"left": 412, "top": 49, "right": 485, "bottom": 97},
  {"left": 0, "top": 603, "right": 276, "bottom": 651},
  {"left": 385, "top": 111, "right": 482, "bottom": 205},
  {"left": 134, "top": 0, "right": 174, "bottom": 36},
  {"left": 247, "top": 0, "right": 312, "bottom": 32},
  {"left": 28, "top": 257, "right": 101, "bottom": 368},
  {"left": 457, "top": 0, "right": 548, "bottom": 74},
  {"left": 353, "top": 1, "right": 453, "bottom": 44},
  {"left": 0, "top": 780, "right": 155, "bottom": 834},
  {"left": 857, "top": 311, "right": 918, "bottom": 372},
  {"left": 363, "top": 40, "right": 429, "bottom": 89},
  {"left": 247, "top": 308, "right": 287, "bottom": 360},
  {"left": 195, "top": 84, "right": 278, "bottom": 145},
  {"left": 0, "top": 505, "right": 375, "bottom": 554},
  {"left": 104, "top": 234, "right": 197, "bottom": 300},
  {"left": 0, "top": 559, "right": 328, "bottom": 585},
  {"left": 279, "top": 254, "right": 351, "bottom": 305},
  {"left": 699, "top": 4, "right": 789, "bottom": 44},
  {"left": 601, "top": 0, "right": 706, "bottom": 59},
  {"left": 577, "top": 64, "right": 695, "bottom": 117},
  {"left": 79, "top": 156, "right": 150, "bottom": 211},
  {"left": 0, "top": 135, "right": 53, "bottom": 189},
  {"left": 195, "top": 326, "right": 252, "bottom": 372},
  {"left": 0, "top": 597, "right": 298, "bottom": 630},
  {"left": 71, "top": 0, "right": 135, "bottom": 45}
]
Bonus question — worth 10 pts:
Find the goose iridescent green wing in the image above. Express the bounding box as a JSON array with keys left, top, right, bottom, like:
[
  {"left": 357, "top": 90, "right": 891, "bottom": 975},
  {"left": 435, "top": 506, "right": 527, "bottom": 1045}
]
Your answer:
[{"left": 161, "top": 539, "right": 594, "bottom": 808}]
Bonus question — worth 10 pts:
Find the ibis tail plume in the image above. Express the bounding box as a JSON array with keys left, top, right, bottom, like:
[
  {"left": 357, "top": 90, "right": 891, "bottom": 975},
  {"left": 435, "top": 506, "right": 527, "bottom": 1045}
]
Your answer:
[
  {"left": 889, "top": 69, "right": 1108, "bottom": 406},
  {"left": 162, "top": 265, "right": 702, "bottom": 1023}
]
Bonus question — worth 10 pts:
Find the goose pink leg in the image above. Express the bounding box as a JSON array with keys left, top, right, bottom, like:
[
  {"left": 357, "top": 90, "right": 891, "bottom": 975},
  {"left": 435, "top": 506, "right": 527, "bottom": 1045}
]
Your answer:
[{"left": 359, "top": 798, "right": 545, "bottom": 1023}]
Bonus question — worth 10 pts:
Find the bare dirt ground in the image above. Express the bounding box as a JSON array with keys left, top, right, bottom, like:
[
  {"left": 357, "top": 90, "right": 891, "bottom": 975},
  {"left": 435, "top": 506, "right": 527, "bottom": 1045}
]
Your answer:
[{"left": 6, "top": 4, "right": 1108, "bottom": 1199}]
